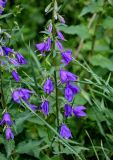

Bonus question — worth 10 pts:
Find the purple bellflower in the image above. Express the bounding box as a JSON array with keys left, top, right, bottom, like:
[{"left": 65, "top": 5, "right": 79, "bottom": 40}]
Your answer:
[
  {"left": 12, "top": 70, "right": 20, "bottom": 82},
  {"left": 64, "top": 104, "right": 72, "bottom": 117},
  {"left": 0, "top": 112, "right": 12, "bottom": 126},
  {"left": 45, "top": 38, "right": 51, "bottom": 51},
  {"left": 60, "top": 69, "right": 78, "bottom": 84},
  {"left": 40, "top": 100, "right": 49, "bottom": 116},
  {"left": 57, "top": 30, "right": 65, "bottom": 40},
  {"left": 16, "top": 52, "right": 27, "bottom": 65},
  {"left": 36, "top": 38, "right": 51, "bottom": 55},
  {"left": 2, "top": 46, "right": 13, "bottom": 56},
  {"left": 36, "top": 41, "right": 46, "bottom": 55},
  {"left": 5, "top": 127, "right": 14, "bottom": 140},
  {"left": 44, "top": 78, "right": 54, "bottom": 94},
  {"left": 60, "top": 124, "right": 72, "bottom": 139},
  {"left": 0, "top": 0, "right": 7, "bottom": 14},
  {"left": 61, "top": 50, "right": 72, "bottom": 65},
  {"left": 73, "top": 106, "right": 86, "bottom": 118},
  {"left": 56, "top": 40, "right": 63, "bottom": 51},
  {"left": 65, "top": 83, "right": 80, "bottom": 102},
  {"left": 12, "top": 88, "right": 32, "bottom": 103}
]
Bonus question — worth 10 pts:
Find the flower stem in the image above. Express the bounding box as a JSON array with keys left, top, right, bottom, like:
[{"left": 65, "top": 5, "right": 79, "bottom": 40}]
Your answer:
[{"left": 52, "top": 0, "right": 61, "bottom": 152}]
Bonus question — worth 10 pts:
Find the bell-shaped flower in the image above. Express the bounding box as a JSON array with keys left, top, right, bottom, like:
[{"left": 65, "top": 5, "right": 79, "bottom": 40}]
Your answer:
[
  {"left": 44, "top": 78, "right": 54, "bottom": 94},
  {"left": 60, "top": 124, "right": 72, "bottom": 139},
  {"left": 73, "top": 106, "right": 86, "bottom": 118},
  {"left": 60, "top": 69, "right": 78, "bottom": 84},
  {"left": 40, "top": 100, "right": 49, "bottom": 116}
]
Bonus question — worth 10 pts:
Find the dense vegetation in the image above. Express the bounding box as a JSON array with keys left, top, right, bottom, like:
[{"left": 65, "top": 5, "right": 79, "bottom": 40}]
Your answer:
[{"left": 0, "top": 0, "right": 113, "bottom": 159}]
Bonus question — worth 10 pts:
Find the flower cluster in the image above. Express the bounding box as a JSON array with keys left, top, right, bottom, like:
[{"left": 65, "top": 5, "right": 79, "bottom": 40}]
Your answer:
[
  {"left": 12, "top": 88, "right": 37, "bottom": 111},
  {"left": 35, "top": 1, "right": 87, "bottom": 140},
  {"left": 0, "top": 0, "right": 7, "bottom": 14}
]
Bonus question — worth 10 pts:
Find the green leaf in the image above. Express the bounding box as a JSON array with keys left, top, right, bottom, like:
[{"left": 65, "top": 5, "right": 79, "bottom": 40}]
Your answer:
[
  {"left": 4, "top": 140, "right": 15, "bottom": 158},
  {"left": 0, "top": 153, "right": 7, "bottom": 160},
  {"left": 90, "top": 55, "right": 113, "bottom": 71},
  {"left": 102, "top": 16, "right": 113, "bottom": 29},
  {"left": 58, "top": 25, "right": 90, "bottom": 39},
  {"left": 80, "top": 2, "right": 103, "bottom": 16},
  {"left": 16, "top": 139, "right": 44, "bottom": 158}
]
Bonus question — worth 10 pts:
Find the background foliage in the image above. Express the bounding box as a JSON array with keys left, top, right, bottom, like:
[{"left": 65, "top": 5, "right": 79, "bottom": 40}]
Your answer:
[{"left": 1, "top": 0, "right": 113, "bottom": 159}]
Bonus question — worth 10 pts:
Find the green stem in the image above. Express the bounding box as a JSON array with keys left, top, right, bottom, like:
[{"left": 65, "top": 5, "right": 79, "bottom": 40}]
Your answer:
[
  {"left": 54, "top": 70, "right": 59, "bottom": 131},
  {"left": 52, "top": 0, "right": 61, "bottom": 152},
  {"left": 52, "top": 0, "right": 60, "bottom": 131},
  {"left": 0, "top": 63, "right": 7, "bottom": 110}
]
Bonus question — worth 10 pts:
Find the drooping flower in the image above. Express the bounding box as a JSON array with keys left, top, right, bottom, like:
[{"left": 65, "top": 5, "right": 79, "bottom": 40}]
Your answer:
[
  {"left": 12, "top": 88, "right": 32, "bottom": 103},
  {"left": 65, "top": 83, "right": 80, "bottom": 102},
  {"left": 36, "top": 41, "right": 46, "bottom": 55},
  {"left": 60, "top": 124, "right": 72, "bottom": 139},
  {"left": 56, "top": 40, "right": 63, "bottom": 51},
  {"left": 16, "top": 52, "right": 27, "bottom": 65},
  {"left": 64, "top": 104, "right": 72, "bottom": 117},
  {"left": 40, "top": 100, "right": 49, "bottom": 116},
  {"left": 57, "top": 30, "right": 65, "bottom": 40},
  {"left": 60, "top": 69, "right": 78, "bottom": 84},
  {"left": 45, "top": 38, "right": 51, "bottom": 51},
  {"left": 61, "top": 50, "right": 72, "bottom": 65},
  {"left": 5, "top": 127, "right": 14, "bottom": 140},
  {"left": 2, "top": 46, "right": 14, "bottom": 56},
  {"left": 29, "top": 104, "right": 37, "bottom": 111},
  {"left": 44, "top": 78, "right": 54, "bottom": 94},
  {"left": 73, "top": 106, "right": 86, "bottom": 118},
  {"left": 12, "top": 70, "right": 20, "bottom": 82},
  {"left": 65, "top": 86, "right": 73, "bottom": 102},
  {"left": 0, "top": 112, "right": 12, "bottom": 126}
]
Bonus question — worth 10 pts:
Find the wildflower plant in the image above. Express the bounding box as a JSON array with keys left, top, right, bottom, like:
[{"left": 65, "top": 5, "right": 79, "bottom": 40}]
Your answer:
[{"left": 35, "top": 0, "right": 87, "bottom": 142}]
